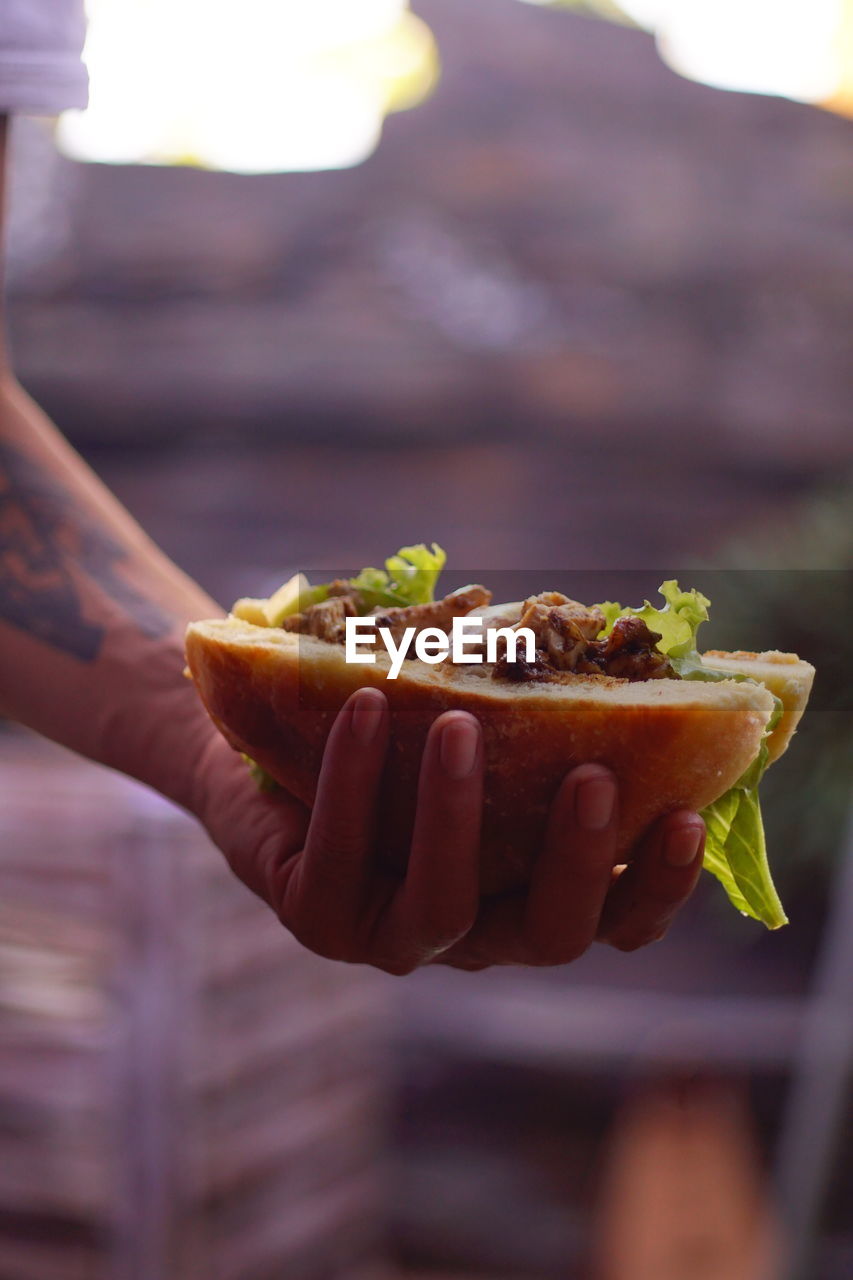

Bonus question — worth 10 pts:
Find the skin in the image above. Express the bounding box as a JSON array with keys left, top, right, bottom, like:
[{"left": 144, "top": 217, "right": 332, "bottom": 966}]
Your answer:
[{"left": 0, "top": 115, "right": 705, "bottom": 972}]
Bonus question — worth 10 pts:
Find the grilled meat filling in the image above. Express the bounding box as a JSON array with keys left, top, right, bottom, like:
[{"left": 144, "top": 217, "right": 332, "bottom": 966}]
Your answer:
[
  {"left": 494, "top": 595, "right": 676, "bottom": 682},
  {"left": 492, "top": 651, "right": 554, "bottom": 682},
  {"left": 281, "top": 585, "right": 492, "bottom": 648},
  {"left": 281, "top": 593, "right": 359, "bottom": 643},
  {"left": 370, "top": 585, "right": 492, "bottom": 644},
  {"left": 282, "top": 587, "right": 676, "bottom": 682},
  {"left": 579, "top": 615, "right": 677, "bottom": 681}
]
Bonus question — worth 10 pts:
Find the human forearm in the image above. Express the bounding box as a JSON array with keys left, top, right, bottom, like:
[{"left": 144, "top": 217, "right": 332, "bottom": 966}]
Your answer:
[{"left": 0, "top": 373, "right": 224, "bottom": 807}]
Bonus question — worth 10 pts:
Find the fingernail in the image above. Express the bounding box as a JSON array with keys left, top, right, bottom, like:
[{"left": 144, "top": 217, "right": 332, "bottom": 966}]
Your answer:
[
  {"left": 664, "top": 823, "right": 704, "bottom": 867},
  {"left": 350, "top": 691, "right": 383, "bottom": 745},
  {"left": 440, "top": 718, "right": 479, "bottom": 779},
  {"left": 575, "top": 774, "right": 616, "bottom": 830}
]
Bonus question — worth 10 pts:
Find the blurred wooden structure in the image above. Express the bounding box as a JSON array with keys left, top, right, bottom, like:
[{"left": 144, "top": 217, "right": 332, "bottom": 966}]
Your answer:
[
  {"left": 387, "top": 836, "right": 853, "bottom": 1279},
  {"left": 0, "top": 744, "right": 849, "bottom": 1280},
  {"left": 7, "top": 0, "right": 853, "bottom": 471},
  {"left": 592, "top": 1080, "right": 781, "bottom": 1280},
  {"left": 0, "top": 732, "right": 389, "bottom": 1280}
]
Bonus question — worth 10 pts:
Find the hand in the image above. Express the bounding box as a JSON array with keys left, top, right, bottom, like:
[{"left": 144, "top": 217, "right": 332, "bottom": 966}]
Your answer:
[{"left": 192, "top": 688, "right": 706, "bottom": 974}]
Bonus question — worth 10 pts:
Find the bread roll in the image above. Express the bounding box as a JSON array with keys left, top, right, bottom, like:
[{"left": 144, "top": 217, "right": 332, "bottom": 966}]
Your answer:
[{"left": 186, "top": 619, "right": 778, "bottom": 895}]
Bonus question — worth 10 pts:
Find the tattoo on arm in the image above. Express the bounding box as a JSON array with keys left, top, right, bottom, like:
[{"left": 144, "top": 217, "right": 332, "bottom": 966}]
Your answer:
[{"left": 0, "top": 440, "right": 173, "bottom": 661}]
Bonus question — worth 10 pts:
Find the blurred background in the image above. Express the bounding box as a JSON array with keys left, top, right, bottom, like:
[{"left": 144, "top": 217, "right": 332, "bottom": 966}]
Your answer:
[{"left": 1, "top": 1, "right": 852, "bottom": 1278}]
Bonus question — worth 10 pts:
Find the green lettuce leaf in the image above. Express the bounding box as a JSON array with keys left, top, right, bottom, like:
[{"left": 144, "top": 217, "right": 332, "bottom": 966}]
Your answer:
[
  {"left": 241, "top": 754, "right": 281, "bottom": 794},
  {"left": 349, "top": 543, "right": 447, "bottom": 611},
  {"left": 698, "top": 696, "right": 787, "bottom": 929},
  {"left": 595, "top": 580, "right": 787, "bottom": 928},
  {"left": 595, "top": 579, "right": 711, "bottom": 676},
  {"left": 700, "top": 751, "right": 787, "bottom": 929}
]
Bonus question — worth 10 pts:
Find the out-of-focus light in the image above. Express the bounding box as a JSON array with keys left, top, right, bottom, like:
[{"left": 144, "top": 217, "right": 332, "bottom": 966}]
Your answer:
[
  {"left": 653, "top": 0, "right": 844, "bottom": 105},
  {"left": 57, "top": 0, "right": 439, "bottom": 173},
  {"left": 517, "top": 0, "right": 853, "bottom": 117}
]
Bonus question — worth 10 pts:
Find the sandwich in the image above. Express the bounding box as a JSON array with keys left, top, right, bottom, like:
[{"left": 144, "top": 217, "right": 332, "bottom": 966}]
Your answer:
[{"left": 185, "top": 546, "right": 814, "bottom": 928}]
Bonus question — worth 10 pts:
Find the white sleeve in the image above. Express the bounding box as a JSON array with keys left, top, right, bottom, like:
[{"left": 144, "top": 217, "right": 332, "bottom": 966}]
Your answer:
[{"left": 0, "top": 0, "right": 88, "bottom": 115}]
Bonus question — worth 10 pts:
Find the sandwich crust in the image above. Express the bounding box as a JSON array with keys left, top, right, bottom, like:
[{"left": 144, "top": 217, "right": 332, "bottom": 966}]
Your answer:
[
  {"left": 186, "top": 619, "right": 777, "bottom": 895},
  {"left": 700, "top": 650, "right": 815, "bottom": 764}
]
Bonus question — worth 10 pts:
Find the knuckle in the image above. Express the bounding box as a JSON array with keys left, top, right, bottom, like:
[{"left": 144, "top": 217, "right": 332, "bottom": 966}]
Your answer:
[
  {"left": 276, "top": 897, "right": 350, "bottom": 964},
  {"left": 523, "top": 912, "right": 595, "bottom": 966},
  {"left": 378, "top": 955, "right": 418, "bottom": 977},
  {"left": 246, "top": 832, "right": 289, "bottom": 905},
  {"left": 310, "top": 823, "right": 365, "bottom": 861},
  {"left": 569, "top": 857, "right": 617, "bottom": 894},
  {"left": 413, "top": 912, "right": 472, "bottom": 952},
  {"left": 283, "top": 915, "right": 338, "bottom": 961},
  {"left": 655, "top": 879, "right": 694, "bottom": 905},
  {"left": 529, "top": 940, "right": 588, "bottom": 967},
  {"left": 630, "top": 879, "right": 690, "bottom": 915}
]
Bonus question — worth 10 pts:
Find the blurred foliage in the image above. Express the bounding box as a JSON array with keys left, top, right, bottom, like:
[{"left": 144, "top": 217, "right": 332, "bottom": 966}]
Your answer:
[{"left": 699, "top": 477, "right": 852, "bottom": 913}]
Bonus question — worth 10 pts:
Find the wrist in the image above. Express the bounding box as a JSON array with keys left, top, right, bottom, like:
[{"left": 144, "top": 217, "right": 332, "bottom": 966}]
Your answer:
[{"left": 93, "top": 623, "right": 220, "bottom": 813}]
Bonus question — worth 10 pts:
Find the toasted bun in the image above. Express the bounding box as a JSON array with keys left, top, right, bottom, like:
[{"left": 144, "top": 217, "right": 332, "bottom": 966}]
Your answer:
[
  {"left": 700, "top": 651, "right": 815, "bottom": 764},
  {"left": 186, "top": 618, "right": 778, "bottom": 895}
]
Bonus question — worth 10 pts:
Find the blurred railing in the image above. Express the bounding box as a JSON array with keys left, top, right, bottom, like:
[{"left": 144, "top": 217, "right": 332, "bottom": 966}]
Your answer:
[{"left": 0, "top": 731, "right": 390, "bottom": 1280}]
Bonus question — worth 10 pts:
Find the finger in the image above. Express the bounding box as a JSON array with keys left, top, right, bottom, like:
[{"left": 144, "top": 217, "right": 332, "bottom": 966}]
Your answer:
[
  {"left": 435, "top": 763, "right": 620, "bottom": 967},
  {"left": 378, "top": 711, "right": 484, "bottom": 966},
  {"left": 521, "top": 763, "right": 620, "bottom": 964},
  {"left": 431, "top": 944, "right": 491, "bottom": 971},
  {"left": 597, "top": 810, "right": 705, "bottom": 950},
  {"left": 201, "top": 732, "right": 311, "bottom": 905},
  {"left": 290, "top": 688, "right": 389, "bottom": 927}
]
